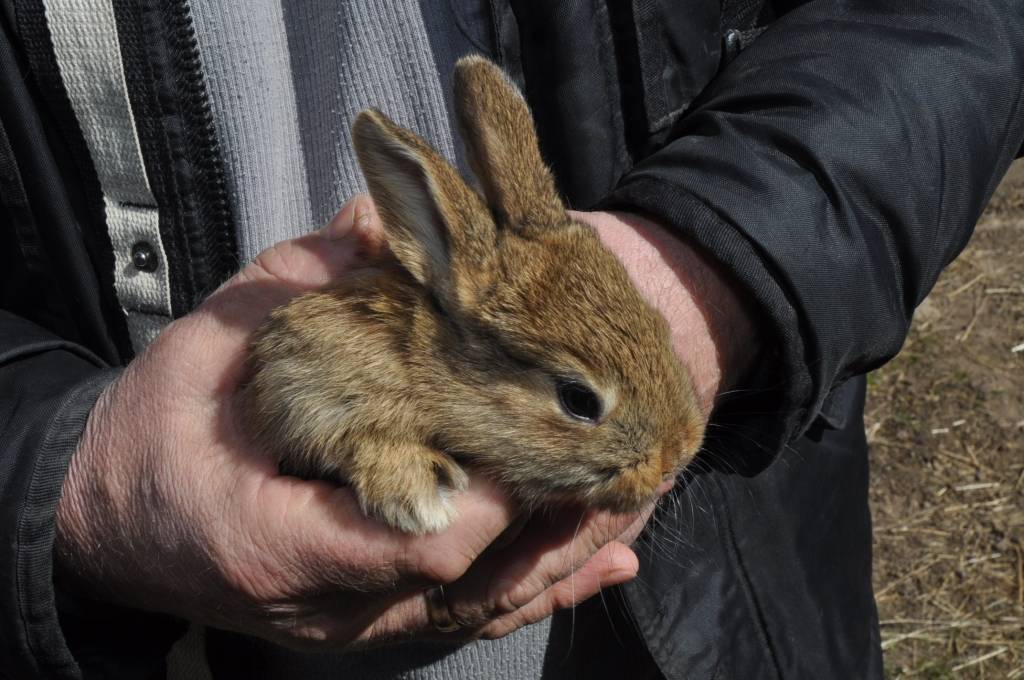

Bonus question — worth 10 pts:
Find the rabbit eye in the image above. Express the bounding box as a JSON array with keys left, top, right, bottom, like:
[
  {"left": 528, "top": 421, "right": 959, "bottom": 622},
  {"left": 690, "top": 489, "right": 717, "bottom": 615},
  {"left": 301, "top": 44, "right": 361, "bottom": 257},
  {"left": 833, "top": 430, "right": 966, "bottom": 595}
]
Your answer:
[{"left": 556, "top": 380, "right": 602, "bottom": 423}]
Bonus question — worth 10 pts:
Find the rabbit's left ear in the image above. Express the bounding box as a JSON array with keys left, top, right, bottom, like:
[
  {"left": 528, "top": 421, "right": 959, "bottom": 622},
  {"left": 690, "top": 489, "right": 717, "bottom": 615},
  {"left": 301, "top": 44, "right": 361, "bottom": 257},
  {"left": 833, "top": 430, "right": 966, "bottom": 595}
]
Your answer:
[
  {"left": 353, "top": 109, "right": 495, "bottom": 301},
  {"left": 454, "top": 56, "right": 564, "bottom": 233}
]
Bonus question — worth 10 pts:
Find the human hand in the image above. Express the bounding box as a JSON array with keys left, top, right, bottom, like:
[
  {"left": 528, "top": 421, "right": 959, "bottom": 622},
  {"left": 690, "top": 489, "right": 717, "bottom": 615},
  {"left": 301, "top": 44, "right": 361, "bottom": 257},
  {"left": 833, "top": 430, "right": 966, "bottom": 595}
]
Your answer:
[
  {"left": 576, "top": 210, "right": 761, "bottom": 417},
  {"left": 53, "top": 197, "right": 655, "bottom": 650}
]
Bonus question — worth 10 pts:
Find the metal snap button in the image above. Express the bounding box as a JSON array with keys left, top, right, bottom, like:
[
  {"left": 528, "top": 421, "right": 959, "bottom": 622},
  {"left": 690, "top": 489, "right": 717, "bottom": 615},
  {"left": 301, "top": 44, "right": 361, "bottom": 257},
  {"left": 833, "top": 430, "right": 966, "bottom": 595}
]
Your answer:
[
  {"left": 723, "top": 29, "right": 742, "bottom": 64},
  {"left": 131, "top": 241, "right": 159, "bottom": 272}
]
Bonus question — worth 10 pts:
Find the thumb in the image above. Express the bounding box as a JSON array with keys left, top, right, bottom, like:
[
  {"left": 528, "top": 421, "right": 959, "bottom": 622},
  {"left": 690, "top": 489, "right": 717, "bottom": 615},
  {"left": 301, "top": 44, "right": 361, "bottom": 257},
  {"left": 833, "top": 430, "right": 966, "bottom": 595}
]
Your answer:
[
  {"left": 241, "top": 194, "right": 384, "bottom": 294},
  {"left": 228, "top": 194, "right": 382, "bottom": 297},
  {"left": 191, "top": 195, "right": 383, "bottom": 357}
]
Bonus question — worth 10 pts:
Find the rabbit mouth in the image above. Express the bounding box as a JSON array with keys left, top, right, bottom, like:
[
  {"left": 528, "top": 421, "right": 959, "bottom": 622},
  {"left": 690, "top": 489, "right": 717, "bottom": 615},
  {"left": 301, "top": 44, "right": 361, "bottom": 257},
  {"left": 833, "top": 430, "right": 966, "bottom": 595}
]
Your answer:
[
  {"left": 586, "top": 450, "right": 691, "bottom": 513},
  {"left": 562, "top": 463, "right": 671, "bottom": 514}
]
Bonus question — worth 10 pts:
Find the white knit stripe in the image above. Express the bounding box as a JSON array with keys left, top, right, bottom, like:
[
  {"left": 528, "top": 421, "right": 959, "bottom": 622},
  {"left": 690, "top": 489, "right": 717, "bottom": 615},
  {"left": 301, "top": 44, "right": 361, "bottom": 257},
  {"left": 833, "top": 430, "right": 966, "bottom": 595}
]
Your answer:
[
  {"left": 124, "top": 311, "right": 172, "bottom": 354},
  {"left": 43, "top": 0, "right": 172, "bottom": 352},
  {"left": 104, "top": 200, "right": 166, "bottom": 311}
]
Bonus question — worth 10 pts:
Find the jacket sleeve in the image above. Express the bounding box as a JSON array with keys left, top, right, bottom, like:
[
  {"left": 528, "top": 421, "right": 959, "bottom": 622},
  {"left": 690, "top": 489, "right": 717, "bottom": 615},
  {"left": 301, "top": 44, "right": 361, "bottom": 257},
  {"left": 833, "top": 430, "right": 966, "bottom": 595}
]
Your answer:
[
  {"left": 0, "top": 311, "right": 118, "bottom": 679},
  {"left": 602, "top": 0, "right": 1024, "bottom": 461},
  {"left": 0, "top": 313, "right": 190, "bottom": 680}
]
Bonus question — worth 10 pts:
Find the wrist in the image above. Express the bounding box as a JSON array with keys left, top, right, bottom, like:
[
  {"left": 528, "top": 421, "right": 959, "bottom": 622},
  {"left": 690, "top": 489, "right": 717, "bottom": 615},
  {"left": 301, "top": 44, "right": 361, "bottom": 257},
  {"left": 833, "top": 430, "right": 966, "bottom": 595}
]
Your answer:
[
  {"left": 54, "top": 368, "right": 174, "bottom": 611},
  {"left": 54, "top": 381, "right": 120, "bottom": 601},
  {"left": 575, "top": 210, "right": 762, "bottom": 416}
]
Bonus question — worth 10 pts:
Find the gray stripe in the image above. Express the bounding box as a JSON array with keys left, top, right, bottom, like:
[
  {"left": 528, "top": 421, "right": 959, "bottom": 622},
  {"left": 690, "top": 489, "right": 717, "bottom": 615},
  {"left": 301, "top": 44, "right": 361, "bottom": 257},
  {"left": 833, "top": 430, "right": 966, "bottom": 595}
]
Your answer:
[
  {"left": 190, "top": 0, "right": 461, "bottom": 263},
  {"left": 189, "top": 0, "right": 315, "bottom": 262}
]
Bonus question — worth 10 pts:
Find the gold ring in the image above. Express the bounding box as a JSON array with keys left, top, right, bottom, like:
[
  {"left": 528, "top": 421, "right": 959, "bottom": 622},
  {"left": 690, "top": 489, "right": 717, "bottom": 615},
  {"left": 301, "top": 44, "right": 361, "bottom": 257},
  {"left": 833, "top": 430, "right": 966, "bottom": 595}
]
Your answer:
[{"left": 424, "top": 585, "right": 460, "bottom": 633}]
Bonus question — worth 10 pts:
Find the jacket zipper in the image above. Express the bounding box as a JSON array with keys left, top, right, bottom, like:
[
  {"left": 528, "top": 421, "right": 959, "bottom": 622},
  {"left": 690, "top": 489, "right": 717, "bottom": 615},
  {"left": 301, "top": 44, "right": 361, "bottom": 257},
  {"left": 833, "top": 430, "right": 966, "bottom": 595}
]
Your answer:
[{"left": 165, "top": 0, "right": 237, "bottom": 298}]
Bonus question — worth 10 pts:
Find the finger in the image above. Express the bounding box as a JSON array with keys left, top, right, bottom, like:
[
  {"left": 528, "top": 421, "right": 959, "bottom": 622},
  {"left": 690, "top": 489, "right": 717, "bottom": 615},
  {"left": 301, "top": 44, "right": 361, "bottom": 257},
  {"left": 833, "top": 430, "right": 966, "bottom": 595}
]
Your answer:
[
  {"left": 241, "top": 472, "right": 520, "bottom": 598},
  {"left": 245, "top": 194, "right": 384, "bottom": 292},
  {"left": 328, "top": 498, "right": 658, "bottom": 647},
  {"left": 322, "top": 194, "right": 386, "bottom": 253},
  {"left": 476, "top": 541, "right": 638, "bottom": 640},
  {"left": 440, "top": 507, "right": 641, "bottom": 628},
  {"left": 323, "top": 540, "right": 637, "bottom": 649},
  {"left": 614, "top": 500, "right": 657, "bottom": 547},
  {"left": 229, "top": 472, "right": 523, "bottom": 649}
]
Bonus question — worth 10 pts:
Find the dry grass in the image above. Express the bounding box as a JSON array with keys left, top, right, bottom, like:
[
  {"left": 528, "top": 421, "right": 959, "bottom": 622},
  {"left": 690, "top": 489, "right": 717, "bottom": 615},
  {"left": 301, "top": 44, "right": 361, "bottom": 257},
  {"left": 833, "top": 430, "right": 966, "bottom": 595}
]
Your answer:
[{"left": 867, "top": 162, "right": 1024, "bottom": 679}]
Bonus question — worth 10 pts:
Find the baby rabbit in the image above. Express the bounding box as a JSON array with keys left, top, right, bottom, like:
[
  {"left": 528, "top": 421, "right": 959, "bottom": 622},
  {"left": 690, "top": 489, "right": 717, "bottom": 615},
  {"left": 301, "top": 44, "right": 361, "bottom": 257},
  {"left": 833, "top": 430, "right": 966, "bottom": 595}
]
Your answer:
[{"left": 240, "top": 56, "right": 704, "bottom": 534}]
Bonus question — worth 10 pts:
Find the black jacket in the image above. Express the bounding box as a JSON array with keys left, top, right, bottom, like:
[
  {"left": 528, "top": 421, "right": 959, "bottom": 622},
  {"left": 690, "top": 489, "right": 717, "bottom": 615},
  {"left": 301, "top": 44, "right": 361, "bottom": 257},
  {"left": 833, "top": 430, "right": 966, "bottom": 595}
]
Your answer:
[{"left": 2, "top": 1, "right": 1022, "bottom": 678}]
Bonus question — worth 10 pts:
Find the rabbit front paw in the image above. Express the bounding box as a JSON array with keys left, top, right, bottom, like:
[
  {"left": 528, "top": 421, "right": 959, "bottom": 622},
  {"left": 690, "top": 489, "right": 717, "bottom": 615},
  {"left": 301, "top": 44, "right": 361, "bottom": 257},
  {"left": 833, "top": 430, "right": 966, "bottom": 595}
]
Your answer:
[{"left": 352, "top": 443, "right": 470, "bottom": 534}]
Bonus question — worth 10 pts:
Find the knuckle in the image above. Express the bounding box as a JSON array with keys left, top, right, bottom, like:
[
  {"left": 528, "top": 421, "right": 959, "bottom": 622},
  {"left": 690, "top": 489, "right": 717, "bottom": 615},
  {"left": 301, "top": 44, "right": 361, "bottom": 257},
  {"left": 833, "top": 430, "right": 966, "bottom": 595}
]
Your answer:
[
  {"left": 487, "top": 577, "right": 534, "bottom": 618},
  {"left": 492, "top": 588, "right": 522, "bottom": 618},
  {"left": 586, "top": 510, "right": 625, "bottom": 543},
  {"left": 247, "top": 249, "right": 280, "bottom": 283},
  {"left": 451, "top": 577, "right": 534, "bottom": 631},
  {"left": 247, "top": 240, "right": 305, "bottom": 286},
  {"left": 580, "top": 527, "right": 608, "bottom": 556},
  {"left": 552, "top": 583, "right": 583, "bottom": 611},
  {"left": 413, "top": 561, "right": 462, "bottom": 587},
  {"left": 404, "top": 547, "right": 473, "bottom": 586}
]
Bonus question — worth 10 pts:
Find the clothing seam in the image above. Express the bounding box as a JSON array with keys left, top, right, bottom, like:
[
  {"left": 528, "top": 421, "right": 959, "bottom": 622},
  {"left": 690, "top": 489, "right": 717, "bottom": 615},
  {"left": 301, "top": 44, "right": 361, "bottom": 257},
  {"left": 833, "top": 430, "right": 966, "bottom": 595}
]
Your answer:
[
  {"left": 714, "top": 474, "right": 784, "bottom": 680},
  {"left": 0, "top": 339, "right": 105, "bottom": 369},
  {"left": 592, "top": 1, "right": 630, "bottom": 189},
  {"left": 628, "top": 1, "right": 689, "bottom": 133},
  {"left": 14, "top": 368, "right": 116, "bottom": 679},
  {"left": 447, "top": 0, "right": 495, "bottom": 55}
]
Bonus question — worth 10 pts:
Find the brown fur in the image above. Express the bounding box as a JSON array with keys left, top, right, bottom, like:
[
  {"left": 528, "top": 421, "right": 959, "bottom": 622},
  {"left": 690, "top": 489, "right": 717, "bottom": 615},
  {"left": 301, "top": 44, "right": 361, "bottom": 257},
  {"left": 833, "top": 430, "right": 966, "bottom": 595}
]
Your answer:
[{"left": 240, "top": 56, "right": 704, "bottom": 534}]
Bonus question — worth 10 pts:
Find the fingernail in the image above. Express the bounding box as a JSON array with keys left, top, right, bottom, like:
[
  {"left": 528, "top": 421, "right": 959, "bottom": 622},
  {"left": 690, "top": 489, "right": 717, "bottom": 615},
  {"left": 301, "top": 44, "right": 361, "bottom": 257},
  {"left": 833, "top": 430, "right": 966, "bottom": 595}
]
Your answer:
[
  {"left": 321, "top": 199, "right": 357, "bottom": 241},
  {"left": 609, "top": 568, "right": 638, "bottom": 583}
]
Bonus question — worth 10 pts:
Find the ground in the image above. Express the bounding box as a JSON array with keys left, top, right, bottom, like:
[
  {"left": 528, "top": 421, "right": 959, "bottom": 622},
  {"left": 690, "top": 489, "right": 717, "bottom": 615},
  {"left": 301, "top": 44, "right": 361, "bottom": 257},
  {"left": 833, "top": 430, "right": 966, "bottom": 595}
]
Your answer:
[{"left": 868, "top": 161, "right": 1024, "bottom": 678}]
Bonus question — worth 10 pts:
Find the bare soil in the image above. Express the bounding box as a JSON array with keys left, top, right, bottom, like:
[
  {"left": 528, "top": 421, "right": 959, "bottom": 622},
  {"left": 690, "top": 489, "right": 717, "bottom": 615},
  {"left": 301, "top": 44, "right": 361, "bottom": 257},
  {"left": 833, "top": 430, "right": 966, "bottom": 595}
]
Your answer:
[{"left": 868, "top": 162, "right": 1024, "bottom": 678}]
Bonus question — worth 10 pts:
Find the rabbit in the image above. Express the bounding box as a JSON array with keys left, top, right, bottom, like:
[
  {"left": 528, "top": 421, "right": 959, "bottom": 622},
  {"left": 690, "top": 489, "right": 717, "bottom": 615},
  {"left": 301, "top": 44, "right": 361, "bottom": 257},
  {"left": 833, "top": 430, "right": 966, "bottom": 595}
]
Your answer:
[{"left": 239, "top": 56, "right": 705, "bottom": 535}]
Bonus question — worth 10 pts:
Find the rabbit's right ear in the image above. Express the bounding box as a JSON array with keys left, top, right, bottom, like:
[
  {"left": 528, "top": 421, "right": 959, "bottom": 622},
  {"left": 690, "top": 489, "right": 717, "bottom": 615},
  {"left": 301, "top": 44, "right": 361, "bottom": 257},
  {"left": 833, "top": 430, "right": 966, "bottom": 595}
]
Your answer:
[{"left": 353, "top": 109, "right": 495, "bottom": 303}]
